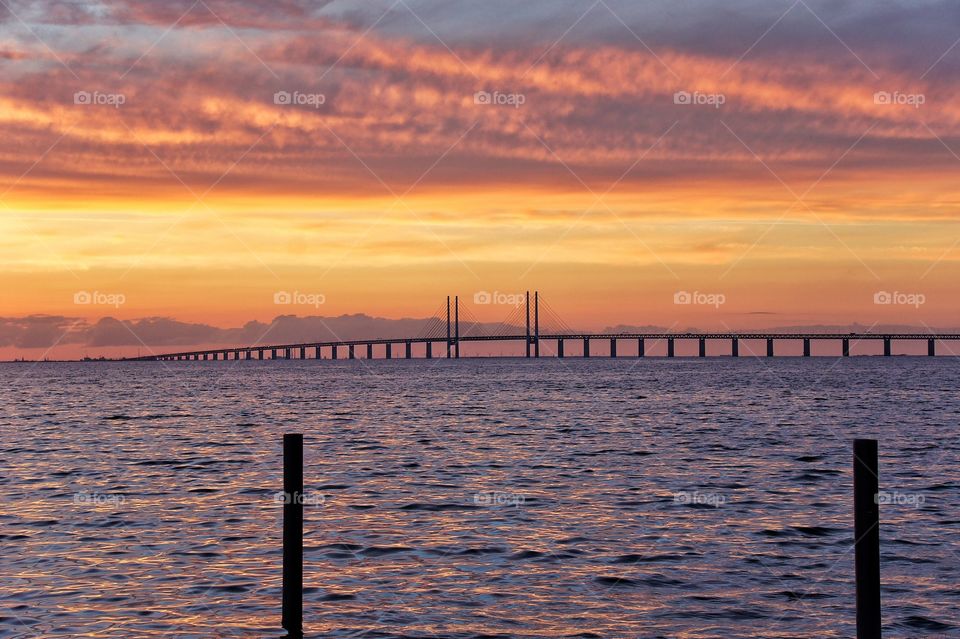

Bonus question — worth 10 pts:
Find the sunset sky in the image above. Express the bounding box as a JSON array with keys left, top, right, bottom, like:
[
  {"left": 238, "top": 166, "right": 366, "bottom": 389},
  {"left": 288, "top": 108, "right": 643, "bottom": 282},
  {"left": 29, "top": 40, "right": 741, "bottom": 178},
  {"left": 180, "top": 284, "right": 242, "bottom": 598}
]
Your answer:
[{"left": 2, "top": 0, "right": 960, "bottom": 358}]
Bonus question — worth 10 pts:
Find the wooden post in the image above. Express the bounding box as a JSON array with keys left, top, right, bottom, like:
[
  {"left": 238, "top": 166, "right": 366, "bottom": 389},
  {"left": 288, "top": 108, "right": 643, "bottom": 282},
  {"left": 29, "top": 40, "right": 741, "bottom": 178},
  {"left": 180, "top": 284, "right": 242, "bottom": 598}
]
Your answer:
[
  {"left": 853, "top": 438, "right": 881, "bottom": 639},
  {"left": 283, "top": 434, "right": 303, "bottom": 636}
]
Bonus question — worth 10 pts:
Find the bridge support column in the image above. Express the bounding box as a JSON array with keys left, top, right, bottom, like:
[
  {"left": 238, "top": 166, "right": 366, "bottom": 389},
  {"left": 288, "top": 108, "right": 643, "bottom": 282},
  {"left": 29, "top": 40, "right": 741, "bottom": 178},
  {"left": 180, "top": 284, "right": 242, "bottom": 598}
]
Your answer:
[
  {"left": 348, "top": 345, "right": 355, "bottom": 360},
  {"left": 299, "top": 347, "right": 305, "bottom": 359},
  {"left": 314, "top": 346, "right": 321, "bottom": 360},
  {"left": 699, "top": 338, "right": 706, "bottom": 358},
  {"left": 426, "top": 342, "right": 432, "bottom": 359},
  {"left": 610, "top": 338, "right": 616, "bottom": 358},
  {"left": 331, "top": 345, "right": 337, "bottom": 360},
  {"left": 367, "top": 343, "right": 373, "bottom": 359},
  {"left": 803, "top": 338, "right": 811, "bottom": 357},
  {"left": 406, "top": 341, "right": 412, "bottom": 359},
  {"left": 638, "top": 338, "right": 644, "bottom": 357},
  {"left": 766, "top": 338, "right": 774, "bottom": 357},
  {"left": 928, "top": 339, "right": 936, "bottom": 356},
  {"left": 883, "top": 338, "right": 891, "bottom": 357},
  {"left": 731, "top": 338, "right": 738, "bottom": 357},
  {"left": 386, "top": 343, "right": 392, "bottom": 359},
  {"left": 842, "top": 339, "right": 850, "bottom": 357},
  {"left": 285, "top": 348, "right": 291, "bottom": 360},
  {"left": 557, "top": 339, "right": 564, "bottom": 358},
  {"left": 667, "top": 338, "right": 674, "bottom": 358},
  {"left": 583, "top": 338, "right": 590, "bottom": 358},
  {"left": 258, "top": 350, "right": 264, "bottom": 360},
  {"left": 245, "top": 351, "right": 251, "bottom": 360}
]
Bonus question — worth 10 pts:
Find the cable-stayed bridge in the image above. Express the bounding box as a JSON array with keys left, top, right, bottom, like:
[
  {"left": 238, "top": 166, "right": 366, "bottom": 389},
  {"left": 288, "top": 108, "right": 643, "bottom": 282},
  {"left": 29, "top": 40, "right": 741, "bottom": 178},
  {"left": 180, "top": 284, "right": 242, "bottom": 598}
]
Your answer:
[{"left": 127, "top": 292, "right": 959, "bottom": 361}]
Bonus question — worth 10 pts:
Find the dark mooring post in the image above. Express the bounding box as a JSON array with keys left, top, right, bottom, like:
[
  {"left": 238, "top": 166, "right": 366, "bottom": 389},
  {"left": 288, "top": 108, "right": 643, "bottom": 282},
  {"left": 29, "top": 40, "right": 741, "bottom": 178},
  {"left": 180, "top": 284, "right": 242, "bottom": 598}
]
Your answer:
[
  {"left": 853, "top": 438, "right": 880, "bottom": 639},
  {"left": 282, "top": 433, "right": 303, "bottom": 637},
  {"left": 525, "top": 291, "right": 531, "bottom": 358}
]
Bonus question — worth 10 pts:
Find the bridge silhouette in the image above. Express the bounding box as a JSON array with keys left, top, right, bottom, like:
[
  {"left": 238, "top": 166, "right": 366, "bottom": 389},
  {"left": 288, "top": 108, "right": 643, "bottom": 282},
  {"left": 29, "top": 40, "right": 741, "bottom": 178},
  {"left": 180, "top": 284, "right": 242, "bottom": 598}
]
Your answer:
[{"left": 129, "top": 292, "right": 959, "bottom": 361}]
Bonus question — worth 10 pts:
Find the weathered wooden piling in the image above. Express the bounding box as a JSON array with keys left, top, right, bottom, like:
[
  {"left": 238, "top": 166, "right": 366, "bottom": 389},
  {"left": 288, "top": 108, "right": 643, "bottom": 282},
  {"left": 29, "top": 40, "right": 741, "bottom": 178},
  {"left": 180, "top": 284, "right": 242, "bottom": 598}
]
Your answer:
[
  {"left": 853, "top": 438, "right": 880, "bottom": 639},
  {"left": 283, "top": 434, "right": 303, "bottom": 636}
]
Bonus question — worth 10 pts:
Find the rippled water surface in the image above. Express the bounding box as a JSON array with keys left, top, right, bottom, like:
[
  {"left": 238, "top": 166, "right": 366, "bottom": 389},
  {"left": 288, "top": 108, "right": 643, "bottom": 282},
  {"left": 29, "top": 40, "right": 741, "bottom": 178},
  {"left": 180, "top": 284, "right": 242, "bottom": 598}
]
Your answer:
[{"left": 1, "top": 358, "right": 959, "bottom": 638}]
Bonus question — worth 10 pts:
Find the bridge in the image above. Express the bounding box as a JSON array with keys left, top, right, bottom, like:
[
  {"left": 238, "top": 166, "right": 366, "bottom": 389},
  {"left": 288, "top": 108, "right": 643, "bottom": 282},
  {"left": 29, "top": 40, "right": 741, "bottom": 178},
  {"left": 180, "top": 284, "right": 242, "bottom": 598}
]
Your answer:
[{"left": 127, "top": 292, "right": 959, "bottom": 361}]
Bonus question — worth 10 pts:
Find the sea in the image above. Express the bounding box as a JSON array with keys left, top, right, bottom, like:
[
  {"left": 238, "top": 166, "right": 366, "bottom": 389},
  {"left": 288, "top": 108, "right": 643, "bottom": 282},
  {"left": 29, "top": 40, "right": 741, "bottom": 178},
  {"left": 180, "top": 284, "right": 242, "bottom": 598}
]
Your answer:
[{"left": 1, "top": 358, "right": 958, "bottom": 638}]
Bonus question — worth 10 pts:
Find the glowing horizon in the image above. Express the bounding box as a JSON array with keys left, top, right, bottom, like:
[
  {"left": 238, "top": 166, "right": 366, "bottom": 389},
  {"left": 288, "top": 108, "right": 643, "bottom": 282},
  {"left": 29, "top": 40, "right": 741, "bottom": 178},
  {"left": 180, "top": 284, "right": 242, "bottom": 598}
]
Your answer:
[{"left": 2, "top": 0, "right": 960, "bottom": 358}]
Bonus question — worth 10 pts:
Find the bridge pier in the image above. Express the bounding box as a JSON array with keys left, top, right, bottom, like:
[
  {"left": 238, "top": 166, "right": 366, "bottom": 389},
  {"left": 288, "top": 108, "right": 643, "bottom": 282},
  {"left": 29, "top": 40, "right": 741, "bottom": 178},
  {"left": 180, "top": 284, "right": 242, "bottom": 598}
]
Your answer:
[
  {"left": 731, "top": 338, "right": 738, "bottom": 357},
  {"left": 766, "top": 338, "right": 774, "bottom": 357},
  {"left": 583, "top": 338, "right": 590, "bottom": 358},
  {"left": 257, "top": 350, "right": 264, "bottom": 360},
  {"left": 928, "top": 339, "right": 936, "bottom": 356},
  {"left": 638, "top": 338, "right": 644, "bottom": 357},
  {"left": 667, "top": 338, "right": 674, "bottom": 358},
  {"left": 842, "top": 339, "right": 850, "bottom": 357},
  {"left": 299, "top": 347, "right": 305, "bottom": 359},
  {"left": 610, "top": 338, "right": 616, "bottom": 358},
  {"left": 386, "top": 343, "right": 392, "bottom": 359},
  {"left": 331, "top": 345, "right": 337, "bottom": 360},
  {"left": 285, "top": 348, "right": 291, "bottom": 360},
  {"left": 426, "top": 342, "right": 432, "bottom": 358},
  {"left": 313, "top": 346, "right": 320, "bottom": 360},
  {"left": 405, "top": 341, "right": 412, "bottom": 359},
  {"left": 699, "top": 338, "right": 706, "bottom": 358},
  {"left": 348, "top": 345, "right": 355, "bottom": 359},
  {"left": 803, "top": 338, "right": 811, "bottom": 357},
  {"left": 883, "top": 338, "right": 891, "bottom": 357},
  {"left": 367, "top": 343, "right": 373, "bottom": 359},
  {"left": 557, "top": 339, "right": 564, "bottom": 358}
]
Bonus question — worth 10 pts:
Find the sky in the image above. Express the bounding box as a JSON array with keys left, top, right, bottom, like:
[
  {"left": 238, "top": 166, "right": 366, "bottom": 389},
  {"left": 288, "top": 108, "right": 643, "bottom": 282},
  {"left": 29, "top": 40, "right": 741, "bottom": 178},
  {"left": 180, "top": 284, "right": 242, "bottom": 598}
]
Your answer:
[{"left": 2, "top": 0, "right": 960, "bottom": 358}]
